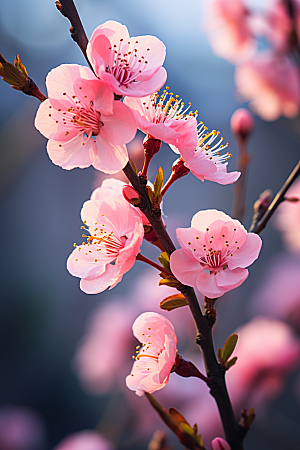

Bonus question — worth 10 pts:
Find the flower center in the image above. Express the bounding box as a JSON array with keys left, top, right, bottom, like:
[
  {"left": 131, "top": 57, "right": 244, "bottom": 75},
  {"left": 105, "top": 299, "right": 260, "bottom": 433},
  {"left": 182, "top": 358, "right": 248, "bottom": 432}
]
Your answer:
[
  {"left": 107, "top": 38, "right": 151, "bottom": 87},
  {"left": 142, "top": 87, "right": 198, "bottom": 124},
  {"left": 48, "top": 93, "right": 103, "bottom": 138}
]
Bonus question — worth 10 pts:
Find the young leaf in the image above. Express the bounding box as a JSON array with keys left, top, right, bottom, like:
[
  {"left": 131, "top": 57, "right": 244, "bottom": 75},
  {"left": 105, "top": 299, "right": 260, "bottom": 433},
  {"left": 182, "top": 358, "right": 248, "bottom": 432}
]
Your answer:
[
  {"left": 154, "top": 167, "right": 164, "bottom": 198},
  {"left": 225, "top": 356, "right": 238, "bottom": 370},
  {"left": 158, "top": 278, "right": 181, "bottom": 288},
  {"left": 220, "top": 334, "right": 238, "bottom": 363},
  {"left": 158, "top": 252, "right": 171, "bottom": 271},
  {"left": 160, "top": 294, "right": 188, "bottom": 311}
]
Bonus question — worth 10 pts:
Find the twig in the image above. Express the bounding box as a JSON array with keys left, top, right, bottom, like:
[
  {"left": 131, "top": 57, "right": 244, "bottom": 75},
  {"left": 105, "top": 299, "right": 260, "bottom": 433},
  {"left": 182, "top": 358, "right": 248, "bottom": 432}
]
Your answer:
[
  {"left": 232, "top": 138, "right": 251, "bottom": 221},
  {"left": 251, "top": 160, "right": 300, "bottom": 234},
  {"left": 55, "top": 0, "right": 94, "bottom": 73}
]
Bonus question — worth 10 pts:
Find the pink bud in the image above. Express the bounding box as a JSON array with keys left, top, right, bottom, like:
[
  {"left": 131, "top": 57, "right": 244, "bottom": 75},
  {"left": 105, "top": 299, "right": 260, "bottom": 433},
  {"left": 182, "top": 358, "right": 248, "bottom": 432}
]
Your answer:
[
  {"left": 122, "top": 184, "right": 140, "bottom": 203},
  {"left": 230, "top": 108, "right": 254, "bottom": 140},
  {"left": 211, "top": 437, "right": 231, "bottom": 450}
]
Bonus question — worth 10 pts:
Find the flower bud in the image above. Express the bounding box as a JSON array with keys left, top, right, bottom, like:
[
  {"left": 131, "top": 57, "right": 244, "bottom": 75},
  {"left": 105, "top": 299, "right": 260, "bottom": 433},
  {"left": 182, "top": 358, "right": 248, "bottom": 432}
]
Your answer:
[
  {"left": 122, "top": 184, "right": 141, "bottom": 206},
  {"left": 143, "top": 135, "right": 161, "bottom": 157},
  {"left": 230, "top": 108, "right": 254, "bottom": 141},
  {"left": 211, "top": 437, "right": 231, "bottom": 450},
  {"left": 172, "top": 158, "right": 190, "bottom": 179}
]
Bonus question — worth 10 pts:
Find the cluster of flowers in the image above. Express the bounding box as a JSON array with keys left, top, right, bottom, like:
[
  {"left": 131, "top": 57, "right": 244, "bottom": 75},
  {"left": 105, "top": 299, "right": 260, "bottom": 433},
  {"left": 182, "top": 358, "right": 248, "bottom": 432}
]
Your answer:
[
  {"left": 33, "top": 19, "right": 268, "bottom": 449},
  {"left": 205, "top": 0, "right": 300, "bottom": 121}
]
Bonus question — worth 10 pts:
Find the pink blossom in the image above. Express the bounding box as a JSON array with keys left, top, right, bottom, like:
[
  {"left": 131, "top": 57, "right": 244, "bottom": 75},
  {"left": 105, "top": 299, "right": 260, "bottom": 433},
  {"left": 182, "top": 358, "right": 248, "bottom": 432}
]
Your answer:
[
  {"left": 87, "top": 20, "right": 167, "bottom": 97},
  {"left": 274, "top": 178, "right": 300, "bottom": 253},
  {"left": 67, "top": 195, "right": 144, "bottom": 294},
  {"left": 176, "top": 123, "right": 240, "bottom": 185},
  {"left": 73, "top": 269, "right": 194, "bottom": 395},
  {"left": 204, "top": 0, "right": 256, "bottom": 63},
  {"left": 53, "top": 430, "right": 114, "bottom": 450},
  {"left": 170, "top": 210, "right": 262, "bottom": 298},
  {"left": 226, "top": 317, "right": 300, "bottom": 407},
  {"left": 211, "top": 437, "right": 231, "bottom": 450},
  {"left": 126, "top": 312, "right": 177, "bottom": 396},
  {"left": 235, "top": 51, "right": 300, "bottom": 121},
  {"left": 35, "top": 64, "right": 137, "bottom": 173},
  {"left": 124, "top": 89, "right": 198, "bottom": 151}
]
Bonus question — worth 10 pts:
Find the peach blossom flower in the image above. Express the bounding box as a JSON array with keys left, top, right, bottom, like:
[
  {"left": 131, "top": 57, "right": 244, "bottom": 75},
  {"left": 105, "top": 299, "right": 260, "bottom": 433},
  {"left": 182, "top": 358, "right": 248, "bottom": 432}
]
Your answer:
[
  {"left": 126, "top": 312, "right": 177, "bottom": 396},
  {"left": 275, "top": 178, "right": 300, "bottom": 252},
  {"left": 170, "top": 210, "right": 262, "bottom": 298},
  {"left": 211, "top": 437, "right": 231, "bottom": 450},
  {"left": 204, "top": 0, "right": 256, "bottom": 63},
  {"left": 67, "top": 195, "right": 144, "bottom": 294},
  {"left": 53, "top": 430, "right": 114, "bottom": 450},
  {"left": 176, "top": 123, "right": 240, "bottom": 185},
  {"left": 226, "top": 317, "right": 300, "bottom": 407},
  {"left": 73, "top": 269, "right": 194, "bottom": 395},
  {"left": 235, "top": 51, "right": 300, "bottom": 121},
  {"left": 87, "top": 20, "right": 167, "bottom": 97},
  {"left": 35, "top": 64, "right": 136, "bottom": 173},
  {"left": 124, "top": 89, "right": 198, "bottom": 151}
]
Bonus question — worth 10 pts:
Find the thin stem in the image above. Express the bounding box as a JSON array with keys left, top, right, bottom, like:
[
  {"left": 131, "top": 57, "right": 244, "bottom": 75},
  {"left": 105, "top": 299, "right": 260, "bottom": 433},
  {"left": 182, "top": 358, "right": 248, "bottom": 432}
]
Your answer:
[
  {"left": 251, "top": 160, "right": 300, "bottom": 234},
  {"left": 232, "top": 138, "right": 251, "bottom": 221},
  {"left": 136, "top": 253, "right": 167, "bottom": 273},
  {"left": 161, "top": 172, "right": 179, "bottom": 197},
  {"left": 55, "top": 0, "right": 95, "bottom": 73}
]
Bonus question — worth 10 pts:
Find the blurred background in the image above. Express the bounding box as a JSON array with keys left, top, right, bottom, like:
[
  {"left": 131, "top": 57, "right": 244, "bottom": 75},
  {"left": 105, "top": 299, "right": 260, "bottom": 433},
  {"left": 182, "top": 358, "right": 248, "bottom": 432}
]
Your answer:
[{"left": 0, "top": 0, "right": 300, "bottom": 449}]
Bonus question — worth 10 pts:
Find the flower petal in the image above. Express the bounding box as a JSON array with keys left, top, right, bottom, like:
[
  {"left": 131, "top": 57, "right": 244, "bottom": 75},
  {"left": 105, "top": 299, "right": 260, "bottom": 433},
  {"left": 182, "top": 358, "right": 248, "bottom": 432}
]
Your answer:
[
  {"left": 170, "top": 249, "right": 202, "bottom": 287},
  {"left": 228, "top": 233, "right": 262, "bottom": 269}
]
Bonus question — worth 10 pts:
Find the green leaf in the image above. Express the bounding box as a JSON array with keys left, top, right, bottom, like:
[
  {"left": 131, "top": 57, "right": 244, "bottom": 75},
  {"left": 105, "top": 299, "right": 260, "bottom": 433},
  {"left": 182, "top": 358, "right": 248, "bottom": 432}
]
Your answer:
[
  {"left": 221, "top": 334, "right": 238, "bottom": 363},
  {"left": 154, "top": 167, "right": 164, "bottom": 198},
  {"left": 158, "top": 252, "right": 170, "bottom": 271},
  {"left": 180, "top": 423, "right": 195, "bottom": 436},
  {"left": 158, "top": 278, "right": 181, "bottom": 288},
  {"left": 225, "top": 356, "right": 238, "bottom": 370},
  {"left": 160, "top": 294, "right": 188, "bottom": 311},
  {"left": 197, "top": 434, "right": 204, "bottom": 447}
]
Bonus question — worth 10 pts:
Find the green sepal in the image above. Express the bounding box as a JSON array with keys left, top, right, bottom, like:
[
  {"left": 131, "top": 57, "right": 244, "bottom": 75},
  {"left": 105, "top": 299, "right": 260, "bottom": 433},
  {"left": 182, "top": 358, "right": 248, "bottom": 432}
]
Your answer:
[{"left": 154, "top": 167, "right": 164, "bottom": 198}]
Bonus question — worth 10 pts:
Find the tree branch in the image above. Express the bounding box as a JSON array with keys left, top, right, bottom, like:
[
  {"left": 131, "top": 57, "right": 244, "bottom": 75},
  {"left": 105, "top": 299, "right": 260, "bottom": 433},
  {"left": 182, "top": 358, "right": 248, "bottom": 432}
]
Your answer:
[
  {"left": 251, "top": 160, "right": 300, "bottom": 234},
  {"left": 55, "top": 0, "right": 94, "bottom": 73}
]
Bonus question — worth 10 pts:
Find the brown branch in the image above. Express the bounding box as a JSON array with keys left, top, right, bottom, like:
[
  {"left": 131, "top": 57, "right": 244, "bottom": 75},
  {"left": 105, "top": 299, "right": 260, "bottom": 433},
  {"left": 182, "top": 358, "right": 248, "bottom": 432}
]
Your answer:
[
  {"left": 232, "top": 138, "right": 251, "bottom": 221},
  {"left": 251, "top": 160, "right": 300, "bottom": 234},
  {"left": 55, "top": 0, "right": 95, "bottom": 73}
]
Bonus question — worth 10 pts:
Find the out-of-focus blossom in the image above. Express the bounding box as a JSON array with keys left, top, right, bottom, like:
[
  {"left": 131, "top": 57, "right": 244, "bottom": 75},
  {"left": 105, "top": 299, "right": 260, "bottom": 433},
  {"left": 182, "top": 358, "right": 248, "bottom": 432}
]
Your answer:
[
  {"left": 87, "top": 20, "right": 167, "bottom": 97},
  {"left": 67, "top": 195, "right": 144, "bottom": 294},
  {"left": 124, "top": 89, "right": 198, "bottom": 151},
  {"left": 73, "top": 269, "right": 194, "bottom": 395},
  {"left": 126, "top": 312, "right": 177, "bottom": 395},
  {"left": 170, "top": 210, "right": 262, "bottom": 298},
  {"left": 0, "top": 406, "right": 46, "bottom": 450},
  {"left": 249, "top": 253, "right": 300, "bottom": 330},
  {"left": 53, "top": 430, "right": 114, "bottom": 450},
  {"left": 230, "top": 108, "right": 254, "bottom": 141},
  {"left": 235, "top": 51, "right": 300, "bottom": 121},
  {"left": 35, "top": 64, "right": 136, "bottom": 173},
  {"left": 204, "top": 0, "right": 256, "bottom": 63},
  {"left": 274, "top": 178, "right": 300, "bottom": 252},
  {"left": 211, "top": 437, "right": 231, "bottom": 450},
  {"left": 226, "top": 317, "right": 300, "bottom": 407},
  {"left": 256, "top": 1, "right": 293, "bottom": 52},
  {"left": 176, "top": 123, "right": 240, "bottom": 185}
]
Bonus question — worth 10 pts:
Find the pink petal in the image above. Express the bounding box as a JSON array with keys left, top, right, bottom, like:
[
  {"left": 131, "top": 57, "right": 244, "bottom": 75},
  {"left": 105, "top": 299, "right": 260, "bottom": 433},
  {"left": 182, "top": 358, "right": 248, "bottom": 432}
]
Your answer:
[
  {"left": 175, "top": 227, "right": 196, "bottom": 250},
  {"left": 215, "top": 267, "right": 249, "bottom": 289},
  {"left": 196, "top": 271, "right": 226, "bottom": 298},
  {"left": 170, "top": 249, "right": 202, "bottom": 287},
  {"left": 127, "top": 35, "right": 166, "bottom": 71},
  {"left": 227, "top": 233, "right": 262, "bottom": 269},
  {"left": 101, "top": 101, "right": 137, "bottom": 145},
  {"left": 67, "top": 249, "right": 107, "bottom": 280},
  {"left": 45, "top": 64, "right": 95, "bottom": 99},
  {"left": 73, "top": 79, "right": 114, "bottom": 115},
  {"left": 191, "top": 209, "right": 245, "bottom": 234},
  {"left": 47, "top": 136, "right": 94, "bottom": 170},
  {"left": 93, "top": 136, "right": 128, "bottom": 174},
  {"left": 80, "top": 264, "right": 120, "bottom": 294},
  {"left": 35, "top": 99, "right": 59, "bottom": 140}
]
